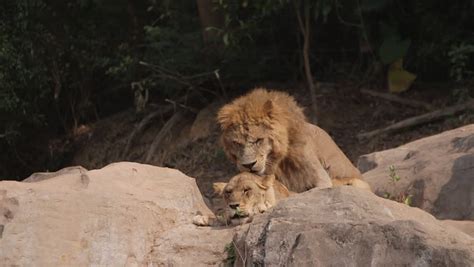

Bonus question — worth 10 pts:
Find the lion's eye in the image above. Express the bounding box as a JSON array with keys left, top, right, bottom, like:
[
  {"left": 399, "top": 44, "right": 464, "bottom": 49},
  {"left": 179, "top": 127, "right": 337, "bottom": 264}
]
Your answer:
[
  {"left": 232, "top": 140, "right": 242, "bottom": 146},
  {"left": 243, "top": 188, "right": 251, "bottom": 194},
  {"left": 251, "top": 138, "right": 263, "bottom": 145}
]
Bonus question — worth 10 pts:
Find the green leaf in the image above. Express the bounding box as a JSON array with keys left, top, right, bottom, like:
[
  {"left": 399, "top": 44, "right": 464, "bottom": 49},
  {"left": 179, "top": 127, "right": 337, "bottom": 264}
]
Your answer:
[
  {"left": 389, "top": 165, "right": 395, "bottom": 172},
  {"left": 223, "top": 33, "right": 229, "bottom": 46},
  {"left": 388, "top": 59, "right": 417, "bottom": 93},
  {"left": 403, "top": 195, "right": 413, "bottom": 206},
  {"left": 360, "top": 0, "right": 391, "bottom": 12},
  {"left": 378, "top": 36, "right": 411, "bottom": 64}
]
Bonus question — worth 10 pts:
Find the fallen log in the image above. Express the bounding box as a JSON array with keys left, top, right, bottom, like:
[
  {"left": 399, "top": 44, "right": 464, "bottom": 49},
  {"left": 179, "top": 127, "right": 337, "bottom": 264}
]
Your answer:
[
  {"left": 361, "top": 89, "right": 434, "bottom": 111},
  {"left": 357, "top": 99, "right": 474, "bottom": 140}
]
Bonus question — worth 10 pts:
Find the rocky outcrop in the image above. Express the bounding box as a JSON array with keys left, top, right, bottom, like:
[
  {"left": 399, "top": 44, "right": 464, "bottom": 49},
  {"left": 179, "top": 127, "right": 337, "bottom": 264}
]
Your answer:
[
  {"left": 3, "top": 125, "right": 474, "bottom": 266},
  {"left": 0, "top": 162, "right": 234, "bottom": 266},
  {"left": 233, "top": 187, "right": 474, "bottom": 266},
  {"left": 23, "top": 166, "right": 88, "bottom": 183},
  {"left": 442, "top": 220, "right": 474, "bottom": 237},
  {"left": 358, "top": 124, "right": 474, "bottom": 220}
]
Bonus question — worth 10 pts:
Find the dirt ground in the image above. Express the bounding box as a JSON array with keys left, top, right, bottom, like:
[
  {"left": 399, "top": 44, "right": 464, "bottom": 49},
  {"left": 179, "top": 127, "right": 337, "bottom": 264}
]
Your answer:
[{"left": 11, "top": 82, "right": 474, "bottom": 203}]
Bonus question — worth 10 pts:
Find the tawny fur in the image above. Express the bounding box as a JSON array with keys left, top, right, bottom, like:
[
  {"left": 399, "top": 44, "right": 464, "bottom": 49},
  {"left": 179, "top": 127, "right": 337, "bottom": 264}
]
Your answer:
[
  {"left": 217, "top": 88, "right": 371, "bottom": 193},
  {"left": 193, "top": 172, "right": 292, "bottom": 227}
]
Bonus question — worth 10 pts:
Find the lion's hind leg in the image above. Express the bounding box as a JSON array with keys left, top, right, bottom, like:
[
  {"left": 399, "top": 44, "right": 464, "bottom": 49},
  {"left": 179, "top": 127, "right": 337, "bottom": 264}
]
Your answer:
[
  {"left": 350, "top": 178, "right": 372, "bottom": 192},
  {"left": 332, "top": 177, "right": 372, "bottom": 192}
]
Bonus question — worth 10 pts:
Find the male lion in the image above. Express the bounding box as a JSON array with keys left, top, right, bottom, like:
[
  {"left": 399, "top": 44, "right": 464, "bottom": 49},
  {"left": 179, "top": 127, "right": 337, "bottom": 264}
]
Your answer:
[
  {"left": 217, "top": 88, "right": 371, "bottom": 193},
  {"left": 193, "top": 172, "right": 291, "bottom": 226}
]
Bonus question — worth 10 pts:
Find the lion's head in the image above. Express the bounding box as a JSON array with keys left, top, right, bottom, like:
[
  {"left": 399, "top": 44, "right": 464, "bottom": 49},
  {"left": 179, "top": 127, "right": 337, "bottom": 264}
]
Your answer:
[
  {"left": 218, "top": 122, "right": 275, "bottom": 175},
  {"left": 217, "top": 89, "right": 306, "bottom": 175},
  {"left": 213, "top": 172, "right": 273, "bottom": 219}
]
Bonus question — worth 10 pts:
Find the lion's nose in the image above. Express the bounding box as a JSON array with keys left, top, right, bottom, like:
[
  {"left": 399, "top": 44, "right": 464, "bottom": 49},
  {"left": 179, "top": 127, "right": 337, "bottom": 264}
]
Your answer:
[
  {"left": 229, "top": 203, "right": 239, "bottom": 209},
  {"left": 242, "top": 161, "right": 257, "bottom": 169}
]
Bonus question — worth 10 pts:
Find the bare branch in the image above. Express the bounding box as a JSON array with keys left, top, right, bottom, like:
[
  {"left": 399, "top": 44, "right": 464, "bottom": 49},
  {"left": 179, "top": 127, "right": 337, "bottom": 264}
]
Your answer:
[
  {"left": 357, "top": 99, "right": 474, "bottom": 140},
  {"left": 361, "top": 89, "right": 434, "bottom": 111},
  {"left": 165, "top": 99, "right": 199, "bottom": 113},
  {"left": 145, "top": 111, "right": 185, "bottom": 163}
]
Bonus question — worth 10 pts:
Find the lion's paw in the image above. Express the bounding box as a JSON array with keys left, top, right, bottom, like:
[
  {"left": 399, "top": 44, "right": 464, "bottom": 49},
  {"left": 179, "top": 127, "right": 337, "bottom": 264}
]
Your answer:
[{"left": 192, "top": 215, "right": 210, "bottom": 226}]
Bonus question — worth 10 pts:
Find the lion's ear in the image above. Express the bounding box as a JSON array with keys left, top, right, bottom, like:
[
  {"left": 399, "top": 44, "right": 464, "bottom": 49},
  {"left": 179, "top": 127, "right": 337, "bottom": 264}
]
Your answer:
[
  {"left": 217, "top": 104, "right": 237, "bottom": 130},
  {"left": 255, "top": 181, "right": 268, "bottom": 190},
  {"left": 261, "top": 174, "right": 275, "bottom": 188},
  {"left": 212, "top": 182, "right": 227, "bottom": 196},
  {"left": 263, "top": 100, "right": 282, "bottom": 119},
  {"left": 263, "top": 100, "right": 274, "bottom": 117}
]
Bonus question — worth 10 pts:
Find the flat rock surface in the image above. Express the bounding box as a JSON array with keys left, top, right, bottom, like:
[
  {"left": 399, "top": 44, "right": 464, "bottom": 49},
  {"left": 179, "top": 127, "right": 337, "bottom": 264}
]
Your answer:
[{"left": 0, "top": 162, "right": 234, "bottom": 266}]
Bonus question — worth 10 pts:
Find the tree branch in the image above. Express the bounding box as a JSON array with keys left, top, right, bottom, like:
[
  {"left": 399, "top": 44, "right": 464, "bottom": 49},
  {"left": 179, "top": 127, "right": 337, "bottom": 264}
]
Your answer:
[
  {"left": 361, "top": 89, "right": 434, "bottom": 111},
  {"left": 357, "top": 99, "right": 474, "bottom": 140},
  {"left": 145, "top": 111, "right": 185, "bottom": 163}
]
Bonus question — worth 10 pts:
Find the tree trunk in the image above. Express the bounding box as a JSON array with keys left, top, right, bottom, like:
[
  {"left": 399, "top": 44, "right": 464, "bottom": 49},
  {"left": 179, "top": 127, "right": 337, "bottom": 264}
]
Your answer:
[
  {"left": 294, "top": 0, "right": 319, "bottom": 124},
  {"left": 196, "top": 0, "right": 223, "bottom": 44}
]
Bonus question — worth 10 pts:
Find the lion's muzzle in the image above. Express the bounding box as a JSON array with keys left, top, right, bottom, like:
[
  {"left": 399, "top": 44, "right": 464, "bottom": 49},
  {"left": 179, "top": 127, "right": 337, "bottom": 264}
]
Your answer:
[{"left": 241, "top": 161, "right": 257, "bottom": 170}]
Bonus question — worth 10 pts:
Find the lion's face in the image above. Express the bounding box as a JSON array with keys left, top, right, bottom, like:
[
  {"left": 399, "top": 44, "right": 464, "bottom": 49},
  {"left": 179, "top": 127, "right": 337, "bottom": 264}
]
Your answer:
[
  {"left": 221, "top": 124, "right": 274, "bottom": 175},
  {"left": 214, "top": 172, "right": 270, "bottom": 219},
  {"left": 217, "top": 93, "right": 291, "bottom": 176}
]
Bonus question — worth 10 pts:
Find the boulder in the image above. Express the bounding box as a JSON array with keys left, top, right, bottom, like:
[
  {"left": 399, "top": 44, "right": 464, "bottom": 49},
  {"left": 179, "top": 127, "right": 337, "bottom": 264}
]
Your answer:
[
  {"left": 442, "top": 220, "right": 474, "bottom": 237},
  {"left": 233, "top": 187, "right": 474, "bottom": 266},
  {"left": 23, "top": 166, "right": 88, "bottom": 183},
  {"left": 0, "top": 162, "right": 234, "bottom": 266},
  {"left": 358, "top": 124, "right": 474, "bottom": 220}
]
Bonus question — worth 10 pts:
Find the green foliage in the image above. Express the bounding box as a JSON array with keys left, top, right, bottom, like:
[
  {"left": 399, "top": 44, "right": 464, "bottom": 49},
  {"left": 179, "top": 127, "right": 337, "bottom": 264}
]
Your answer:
[
  {"left": 388, "top": 165, "right": 400, "bottom": 183},
  {"left": 1, "top": 0, "right": 473, "bottom": 178},
  {"left": 448, "top": 43, "right": 474, "bottom": 82},
  {"left": 345, "top": 0, "right": 474, "bottom": 79},
  {"left": 384, "top": 165, "right": 413, "bottom": 206},
  {"left": 377, "top": 24, "right": 411, "bottom": 65},
  {"left": 403, "top": 195, "right": 413, "bottom": 206},
  {"left": 0, "top": 1, "right": 50, "bottom": 136},
  {"left": 0, "top": 1, "right": 204, "bottom": 142},
  {"left": 224, "top": 242, "right": 236, "bottom": 266}
]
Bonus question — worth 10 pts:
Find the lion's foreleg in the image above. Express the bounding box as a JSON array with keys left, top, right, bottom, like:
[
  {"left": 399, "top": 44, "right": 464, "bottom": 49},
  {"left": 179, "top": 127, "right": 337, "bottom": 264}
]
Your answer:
[
  {"left": 192, "top": 212, "right": 231, "bottom": 227},
  {"left": 314, "top": 161, "right": 333, "bottom": 189},
  {"left": 193, "top": 214, "right": 218, "bottom": 226}
]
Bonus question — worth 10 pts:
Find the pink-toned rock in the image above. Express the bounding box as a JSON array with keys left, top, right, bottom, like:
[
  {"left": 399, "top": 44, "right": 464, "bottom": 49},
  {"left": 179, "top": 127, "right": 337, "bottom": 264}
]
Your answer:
[
  {"left": 442, "top": 220, "right": 474, "bottom": 237},
  {"left": 0, "top": 162, "right": 234, "bottom": 266},
  {"left": 234, "top": 187, "right": 474, "bottom": 266},
  {"left": 358, "top": 124, "right": 474, "bottom": 220}
]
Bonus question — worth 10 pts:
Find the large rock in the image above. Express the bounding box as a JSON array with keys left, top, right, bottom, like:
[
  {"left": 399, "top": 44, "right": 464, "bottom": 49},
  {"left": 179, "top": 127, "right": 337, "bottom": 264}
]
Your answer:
[
  {"left": 358, "top": 124, "right": 474, "bottom": 220},
  {"left": 234, "top": 187, "right": 474, "bottom": 266},
  {"left": 442, "top": 220, "right": 474, "bottom": 237},
  {"left": 0, "top": 162, "right": 234, "bottom": 266}
]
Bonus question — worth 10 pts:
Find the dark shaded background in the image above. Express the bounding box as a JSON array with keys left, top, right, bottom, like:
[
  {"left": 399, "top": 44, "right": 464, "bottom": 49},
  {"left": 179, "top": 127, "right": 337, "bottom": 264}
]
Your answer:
[{"left": 1, "top": 0, "right": 473, "bottom": 180}]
